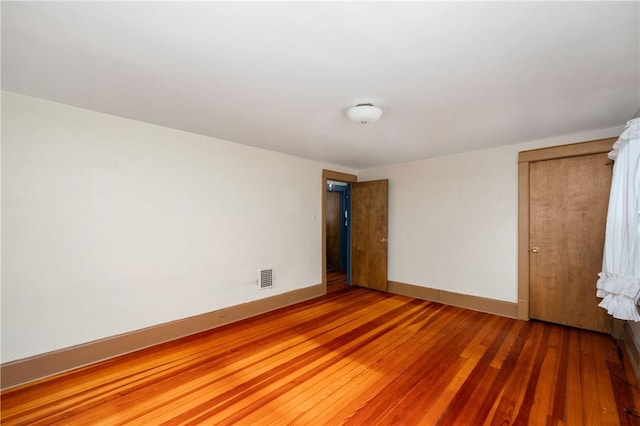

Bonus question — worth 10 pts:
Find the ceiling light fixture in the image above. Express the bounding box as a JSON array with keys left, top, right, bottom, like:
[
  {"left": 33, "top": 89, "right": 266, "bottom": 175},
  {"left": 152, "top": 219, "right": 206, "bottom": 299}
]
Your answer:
[{"left": 347, "top": 103, "right": 383, "bottom": 124}]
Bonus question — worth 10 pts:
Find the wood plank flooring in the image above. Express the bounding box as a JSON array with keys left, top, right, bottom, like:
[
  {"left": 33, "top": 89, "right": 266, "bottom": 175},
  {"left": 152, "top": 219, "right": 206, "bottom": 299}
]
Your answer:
[
  {"left": 327, "top": 269, "right": 349, "bottom": 293},
  {"left": 2, "top": 288, "right": 640, "bottom": 425}
]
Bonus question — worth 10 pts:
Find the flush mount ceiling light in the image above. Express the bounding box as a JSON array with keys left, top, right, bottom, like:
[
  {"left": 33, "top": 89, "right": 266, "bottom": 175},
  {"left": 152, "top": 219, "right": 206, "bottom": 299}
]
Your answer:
[{"left": 347, "top": 103, "right": 383, "bottom": 124}]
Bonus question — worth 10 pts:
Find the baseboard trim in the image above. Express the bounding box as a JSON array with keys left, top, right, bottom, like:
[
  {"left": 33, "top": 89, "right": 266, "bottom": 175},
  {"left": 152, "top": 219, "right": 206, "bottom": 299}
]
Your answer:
[
  {"left": 388, "top": 281, "right": 518, "bottom": 319},
  {"left": 1, "top": 284, "right": 324, "bottom": 390},
  {"left": 622, "top": 323, "right": 640, "bottom": 381}
]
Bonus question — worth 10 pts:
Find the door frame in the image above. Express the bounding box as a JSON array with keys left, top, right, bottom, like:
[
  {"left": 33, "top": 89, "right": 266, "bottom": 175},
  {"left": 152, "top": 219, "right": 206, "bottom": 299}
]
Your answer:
[
  {"left": 322, "top": 169, "right": 357, "bottom": 291},
  {"left": 517, "top": 137, "right": 617, "bottom": 320}
]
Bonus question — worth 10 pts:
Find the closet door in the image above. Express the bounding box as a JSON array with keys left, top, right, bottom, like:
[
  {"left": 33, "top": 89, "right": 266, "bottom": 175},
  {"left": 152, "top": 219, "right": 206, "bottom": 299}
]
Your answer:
[{"left": 529, "top": 151, "right": 613, "bottom": 333}]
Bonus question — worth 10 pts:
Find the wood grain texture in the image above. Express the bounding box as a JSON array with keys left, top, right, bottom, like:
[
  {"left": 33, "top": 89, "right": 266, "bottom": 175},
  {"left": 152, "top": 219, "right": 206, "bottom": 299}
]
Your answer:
[
  {"left": 517, "top": 161, "right": 531, "bottom": 320},
  {"left": 321, "top": 169, "right": 357, "bottom": 183},
  {"left": 388, "top": 280, "right": 517, "bottom": 318},
  {"left": 2, "top": 288, "right": 639, "bottom": 425},
  {"left": 351, "top": 179, "right": 388, "bottom": 291},
  {"left": 327, "top": 269, "right": 348, "bottom": 293},
  {"left": 518, "top": 138, "right": 616, "bottom": 163},
  {"left": 1, "top": 284, "right": 324, "bottom": 390},
  {"left": 518, "top": 138, "right": 616, "bottom": 324},
  {"left": 529, "top": 152, "right": 613, "bottom": 333},
  {"left": 326, "top": 191, "right": 342, "bottom": 271}
]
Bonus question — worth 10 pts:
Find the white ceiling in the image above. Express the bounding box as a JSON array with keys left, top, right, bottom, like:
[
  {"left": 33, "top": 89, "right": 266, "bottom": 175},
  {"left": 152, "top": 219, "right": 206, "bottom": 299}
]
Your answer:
[{"left": 2, "top": 2, "right": 639, "bottom": 169}]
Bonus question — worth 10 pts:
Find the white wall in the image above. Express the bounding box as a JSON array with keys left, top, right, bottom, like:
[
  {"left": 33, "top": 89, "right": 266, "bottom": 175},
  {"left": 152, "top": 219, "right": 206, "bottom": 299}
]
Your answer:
[
  {"left": 1, "top": 91, "right": 354, "bottom": 362},
  {"left": 359, "top": 126, "right": 623, "bottom": 303}
]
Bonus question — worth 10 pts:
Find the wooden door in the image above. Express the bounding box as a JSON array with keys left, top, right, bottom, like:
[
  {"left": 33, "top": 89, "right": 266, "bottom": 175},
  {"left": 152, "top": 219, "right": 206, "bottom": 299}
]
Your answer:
[
  {"left": 351, "top": 180, "right": 388, "bottom": 291},
  {"left": 529, "top": 152, "right": 612, "bottom": 333},
  {"left": 326, "top": 191, "right": 342, "bottom": 271}
]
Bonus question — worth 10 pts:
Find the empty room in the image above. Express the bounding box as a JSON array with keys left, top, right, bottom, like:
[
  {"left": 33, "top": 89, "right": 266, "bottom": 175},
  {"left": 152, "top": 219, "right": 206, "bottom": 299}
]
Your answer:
[{"left": 2, "top": 1, "right": 640, "bottom": 425}]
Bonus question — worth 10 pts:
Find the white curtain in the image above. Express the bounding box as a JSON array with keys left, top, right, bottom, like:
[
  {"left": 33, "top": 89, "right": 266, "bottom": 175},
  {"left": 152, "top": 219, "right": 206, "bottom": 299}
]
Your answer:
[{"left": 596, "top": 117, "right": 640, "bottom": 320}]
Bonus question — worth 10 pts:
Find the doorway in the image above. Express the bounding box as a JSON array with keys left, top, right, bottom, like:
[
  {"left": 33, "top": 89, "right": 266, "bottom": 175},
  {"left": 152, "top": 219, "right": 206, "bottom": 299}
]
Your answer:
[
  {"left": 326, "top": 180, "right": 350, "bottom": 293},
  {"left": 321, "top": 169, "right": 389, "bottom": 294},
  {"left": 321, "top": 170, "right": 357, "bottom": 293}
]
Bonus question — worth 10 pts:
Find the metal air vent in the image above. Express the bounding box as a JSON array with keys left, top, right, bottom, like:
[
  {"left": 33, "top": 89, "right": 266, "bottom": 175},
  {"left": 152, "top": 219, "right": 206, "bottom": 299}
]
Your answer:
[{"left": 259, "top": 269, "right": 273, "bottom": 290}]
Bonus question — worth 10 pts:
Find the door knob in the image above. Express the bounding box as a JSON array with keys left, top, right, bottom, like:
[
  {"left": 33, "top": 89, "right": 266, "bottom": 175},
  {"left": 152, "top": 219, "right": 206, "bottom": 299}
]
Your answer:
[
  {"left": 531, "top": 247, "right": 539, "bottom": 253},
  {"left": 380, "top": 238, "right": 387, "bottom": 243}
]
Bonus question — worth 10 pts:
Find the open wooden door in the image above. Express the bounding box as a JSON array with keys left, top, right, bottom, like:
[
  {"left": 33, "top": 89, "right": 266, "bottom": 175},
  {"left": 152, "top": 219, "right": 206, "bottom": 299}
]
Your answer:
[{"left": 351, "top": 180, "right": 388, "bottom": 291}]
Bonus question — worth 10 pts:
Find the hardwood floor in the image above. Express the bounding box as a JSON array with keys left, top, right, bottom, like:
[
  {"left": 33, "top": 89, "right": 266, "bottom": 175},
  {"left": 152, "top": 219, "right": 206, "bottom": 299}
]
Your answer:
[
  {"left": 327, "top": 269, "right": 349, "bottom": 293},
  {"left": 2, "top": 288, "right": 640, "bottom": 425}
]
